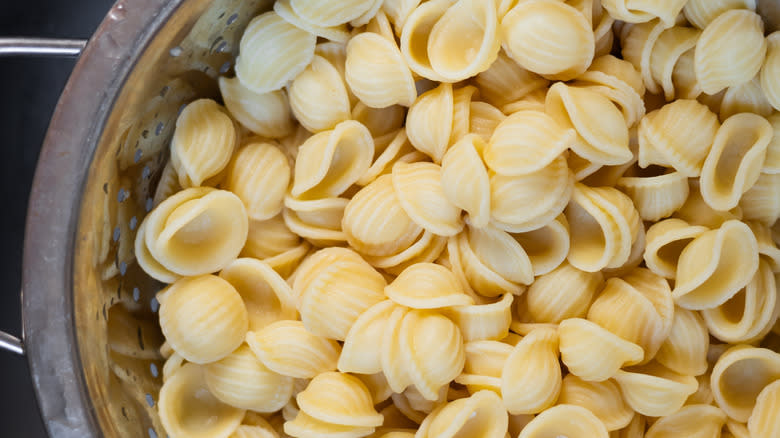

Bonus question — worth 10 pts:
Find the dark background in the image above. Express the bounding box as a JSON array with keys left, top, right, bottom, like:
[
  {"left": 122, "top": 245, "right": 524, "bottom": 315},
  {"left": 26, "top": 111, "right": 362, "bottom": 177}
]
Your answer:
[{"left": 0, "top": 0, "right": 114, "bottom": 436}]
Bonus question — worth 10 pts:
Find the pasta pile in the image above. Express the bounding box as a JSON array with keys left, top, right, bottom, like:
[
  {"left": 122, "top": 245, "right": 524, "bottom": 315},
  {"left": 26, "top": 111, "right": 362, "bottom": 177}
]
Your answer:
[{"left": 135, "top": 0, "right": 780, "bottom": 437}]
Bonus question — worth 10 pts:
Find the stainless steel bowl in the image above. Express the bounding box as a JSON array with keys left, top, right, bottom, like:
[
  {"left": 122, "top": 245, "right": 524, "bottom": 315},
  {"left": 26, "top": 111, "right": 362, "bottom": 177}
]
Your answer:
[{"left": 3, "top": 0, "right": 780, "bottom": 437}]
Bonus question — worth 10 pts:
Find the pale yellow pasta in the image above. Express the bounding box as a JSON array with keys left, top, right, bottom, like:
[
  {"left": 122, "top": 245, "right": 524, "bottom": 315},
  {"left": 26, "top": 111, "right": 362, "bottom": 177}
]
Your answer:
[
  {"left": 602, "top": 0, "right": 686, "bottom": 26},
  {"left": 399, "top": 309, "right": 465, "bottom": 400},
  {"left": 171, "top": 99, "right": 237, "bottom": 188},
  {"left": 501, "top": 327, "right": 561, "bottom": 414},
  {"left": 159, "top": 363, "right": 245, "bottom": 438},
  {"left": 225, "top": 142, "right": 290, "bottom": 221},
  {"left": 273, "top": 0, "right": 350, "bottom": 43},
  {"left": 389, "top": 385, "right": 442, "bottom": 424},
  {"left": 258, "top": 241, "right": 311, "bottom": 280},
  {"left": 612, "top": 361, "right": 699, "bottom": 417},
  {"left": 415, "top": 390, "right": 508, "bottom": 438},
  {"left": 289, "top": 56, "right": 351, "bottom": 133},
  {"left": 289, "top": 0, "right": 378, "bottom": 27},
  {"left": 291, "top": 120, "right": 373, "bottom": 199},
  {"left": 352, "top": 104, "right": 406, "bottom": 139},
  {"left": 292, "top": 247, "right": 386, "bottom": 340},
  {"left": 710, "top": 345, "right": 780, "bottom": 422},
  {"left": 135, "top": 219, "right": 180, "bottom": 283},
  {"left": 399, "top": 0, "right": 453, "bottom": 81},
  {"left": 246, "top": 320, "right": 340, "bottom": 379},
  {"left": 644, "top": 404, "right": 727, "bottom": 438},
  {"left": 675, "top": 180, "right": 745, "bottom": 228},
  {"left": 565, "top": 183, "right": 642, "bottom": 272},
  {"left": 643, "top": 218, "right": 708, "bottom": 279},
  {"left": 469, "top": 102, "right": 506, "bottom": 143},
  {"left": 356, "top": 373, "right": 393, "bottom": 405},
  {"left": 610, "top": 414, "right": 645, "bottom": 438},
  {"left": 517, "top": 404, "right": 609, "bottom": 438},
  {"left": 490, "top": 154, "right": 574, "bottom": 233},
  {"left": 339, "top": 300, "right": 396, "bottom": 374},
  {"left": 558, "top": 375, "right": 634, "bottom": 431},
  {"left": 638, "top": 100, "right": 720, "bottom": 177},
  {"left": 724, "top": 420, "right": 751, "bottom": 438},
  {"left": 426, "top": 0, "right": 501, "bottom": 81},
  {"left": 152, "top": 160, "right": 181, "bottom": 208},
  {"left": 695, "top": 10, "right": 767, "bottom": 95},
  {"left": 364, "top": 230, "right": 447, "bottom": 276},
  {"left": 385, "top": 263, "right": 472, "bottom": 309},
  {"left": 392, "top": 161, "right": 463, "bottom": 236},
  {"left": 282, "top": 196, "right": 349, "bottom": 246},
  {"left": 162, "top": 352, "right": 184, "bottom": 383},
  {"left": 351, "top": 0, "right": 384, "bottom": 27},
  {"left": 219, "top": 77, "right": 294, "bottom": 139},
  {"left": 512, "top": 214, "right": 570, "bottom": 276},
  {"left": 382, "top": 0, "right": 422, "bottom": 36},
  {"left": 284, "top": 412, "right": 374, "bottom": 438},
  {"left": 558, "top": 318, "right": 644, "bottom": 382},
  {"left": 654, "top": 307, "right": 709, "bottom": 376},
  {"left": 502, "top": 0, "right": 595, "bottom": 80},
  {"left": 573, "top": 55, "right": 646, "bottom": 128},
  {"left": 241, "top": 214, "right": 302, "bottom": 261},
  {"left": 673, "top": 220, "right": 759, "bottom": 310},
  {"left": 761, "top": 32, "right": 780, "bottom": 111},
  {"left": 443, "top": 293, "right": 514, "bottom": 342},
  {"left": 671, "top": 48, "right": 703, "bottom": 100},
  {"left": 650, "top": 26, "right": 700, "bottom": 101},
  {"left": 749, "top": 221, "right": 780, "bottom": 270},
  {"left": 601, "top": 219, "right": 646, "bottom": 278},
  {"left": 620, "top": 19, "right": 666, "bottom": 95},
  {"left": 235, "top": 12, "right": 316, "bottom": 94},
  {"left": 502, "top": 88, "right": 547, "bottom": 115},
  {"left": 230, "top": 424, "right": 278, "bottom": 438},
  {"left": 458, "top": 225, "right": 534, "bottom": 297},
  {"left": 700, "top": 113, "right": 772, "bottom": 211},
  {"left": 456, "top": 339, "right": 512, "bottom": 395},
  {"left": 357, "top": 129, "right": 414, "bottom": 186},
  {"left": 204, "top": 344, "right": 294, "bottom": 412},
  {"left": 720, "top": 77, "right": 773, "bottom": 120},
  {"left": 405, "top": 82, "right": 453, "bottom": 163},
  {"left": 485, "top": 110, "right": 575, "bottom": 176},
  {"left": 314, "top": 41, "right": 358, "bottom": 108},
  {"left": 343, "top": 174, "right": 423, "bottom": 257},
  {"left": 763, "top": 113, "right": 780, "bottom": 173},
  {"left": 683, "top": 0, "right": 757, "bottom": 29},
  {"left": 617, "top": 169, "right": 689, "bottom": 222},
  {"left": 440, "top": 134, "right": 490, "bottom": 228},
  {"left": 345, "top": 32, "right": 417, "bottom": 108},
  {"left": 450, "top": 85, "right": 478, "bottom": 145},
  {"left": 475, "top": 50, "right": 549, "bottom": 108},
  {"left": 526, "top": 261, "right": 604, "bottom": 324},
  {"left": 546, "top": 82, "right": 632, "bottom": 165},
  {"left": 158, "top": 275, "right": 247, "bottom": 364},
  {"left": 364, "top": 8, "right": 395, "bottom": 41},
  {"left": 219, "top": 258, "right": 297, "bottom": 332},
  {"left": 748, "top": 379, "right": 780, "bottom": 438}
]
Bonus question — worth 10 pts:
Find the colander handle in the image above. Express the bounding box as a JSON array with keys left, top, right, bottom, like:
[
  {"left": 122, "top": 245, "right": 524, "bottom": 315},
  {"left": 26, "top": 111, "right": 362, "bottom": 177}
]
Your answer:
[{"left": 0, "top": 37, "right": 86, "bottom": 356}]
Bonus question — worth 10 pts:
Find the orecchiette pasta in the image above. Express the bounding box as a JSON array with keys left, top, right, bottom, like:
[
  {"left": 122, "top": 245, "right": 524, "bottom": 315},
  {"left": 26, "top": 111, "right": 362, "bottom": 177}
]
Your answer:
[
  {"left": 288, "top": 55, "right": 351, "bottom": 133},
  {"left": 740, "top": 172, "right": 780, "bottom": 226},
  {"left": 558, "top": 318, "right": 644, "bottom": 382},
  {"left": 219, "top": 77, "right": 294, "bottom": 139},
  {"left": 650, "top": 26, "right": 700, "bottom": 101},
  {"left": 398, "top": 0, "right": 454, "bottom": 82},
  {"left": 475, "top": 50, "right": 549, "bottom": 108},
  {"left": 748, "top": 379, "right": 780, "bottom": 438},
  {"left": 273, "top": 0, "right": 350, "bottom": 43},
  {"left": 762, "top": 32, "right": 780, "bottom": 111},
  {"left": 654, "top": 307, "right": 709, "bottom": 376},
  {"left": 225, "top": 142, "right": 290, "bottom": 222},
  {"left": 616, "top": 168, "right": 689, "bottom": 222},
  {"left": 557, "top": 375, "right": 634, "bottom": 431},
  {"left": 643, "top": 218, "right": 709, "bottom": 279},
  {"left": 501, "top": 327, "right": 561, "bottom": 414},
  {"left": 440, "top": 134, "right": 491, "bottom": 228},
  {"left": 517, "top": 404, "right": 609, "bottom": 438},
  {"left": 455, "top": 340, "right": 512, "bottom": 394},
  {"left": 602, "top": 0, "right": 686, "bottom": 27},
  {"left": 443, "top": 293, "right": 514, "bottom": 342},
  {"left": 511, "top": 214, "right": 571, "bottom": 276},
  {"left": 416, "top": 390, "right": 508, "bottom": 438},
  {"left": 710, "top": 345, "right": 780, "bottom": 422},
  {"left": 392, "top": 161, "right": 463, "bottom": 236},
  {"left": 720, "top": 77, "right": 773, "bottom": 120},
  {"left": 345, "top": 32, "right": 416, "bottom": 108},
  {"left": 526, "top": 261, "right": 604, "bottom": 324},
  {"left": 612, "top": 361, "right": 699, "bottom": 417},
  {"left": 405, "top": 82, "right": 452, "bottom": 163},
  {"left": 644, "top": 404, "right": 727, "bottom": 438},
  {"left": 246, "top": 320, "right": 341, "bottom": 379},
  {"left": 385, "top": 263, "right": 472, "bottom": 309},
  {"left": 683, "top": 0, "right": 757, "bottom": 30},
  {"left": 458, "top": 225, "right": 533, "bottom": 297},
  {"left": 620, "top": 19, "right": 666, "bottom": 95}
]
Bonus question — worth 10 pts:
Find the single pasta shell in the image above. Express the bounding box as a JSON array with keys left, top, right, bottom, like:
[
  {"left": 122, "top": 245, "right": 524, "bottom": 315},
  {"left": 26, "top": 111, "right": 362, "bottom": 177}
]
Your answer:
[
  {"left": 603, "top": 0, "right": 687, "bottom": 26},
  {"left": 356, "top": 372, "right": 393, "bottom": 405},
  {"left": 485, "top": 110, "right": 575, "bottom": 176},
  {"left": 399, "top": 309, "right": 466, "bottom": 401},
  {"left": 748, "top": 220, "right": 780, "bottom": 270},
  {"left": 683, "top": 0, "right": 757, "bottom": 29},
  {"left": 358, "top": 129, "right": 414, "bottom": 187},
  {"left": 443, "top": 293, "right": 514, "bottom": 342},
  {"left": 219, "top": 257, "right": 297, "bottom": 332},
  {"left": 469, "top": 101, "right": 506, "bottom": 143},
  {"left": 353, "top": 103, "right": 406, "bottom": 139},
  {"left": 283, "top": 412, "right": 375, "bottom": 438},
  {"left": 517, "top": 404, "right": 609, "bottom": 438},
  {"left": 700, "top": 112, "right": 773, "bottom": 211},
  {"left": 557, "top": 375, "right": 634, "bottom": 431},
  {"left": 295, "top": 372, "right": 383, "bottom": 427},
  {"left": 385, "top": 263, "right": 473, "bottom": 309},
  {"left": 416, "top": 391, "right": 508, "bottom": 438},
  {"left": 292, "top": 120, "right": 373, "bottom": 199},
  {"left": 638, "top": 100, "right": 720, "bottom": 177},
  {"left": 135, "top": 218, "right": 180, "bottom": 283},
  {"left": 427, "top": 0, "right": 501, "bottom": 81},
  {"left": 282, "top": 208, "right": 346, "bottom": 247},
  {"left": 501, "top": 0, "right": 594, "bottom": 80},
  {"left": 546, "top": 81, "right": 632, "bottom": 166},
  {"left": 171, "top": 99, "right": 237, "bottom": 187},
  {"left": 450, "top": 85, "right": 478, "bottom": 145},
  {"left": 289, "top": 0, "right": 378, "bottom": 27},
  {"left": 159, "top": 363, "right": 245, "bottom": 438},
  {"left": 246, "top": 320, "right": 341, "bottom": 379},
  {"left": 456, "top": 340, "right": 512, "bottom": 394},
  {"left": 242, "top": 214, "right": 302, "bottom": 261},
  {"left": 762, "top": 32, "right": 780, "bottom": 111},
  {"left": 612, "top": 361, "right": 699, "bottom": 417},
  {"left": 655, "top": 307, "right": 708, "bottom": 376},
  {"left": 399, "top": 0, "right": 454, "bottom": 81},
  {"left": 339, "top": 300, "right": 397, "bottom": 374},
  {"left": 274, "top": 0, "right": 350, "bottom": 43},
  {"left": 289, "top": 55, "right": 351, "bottom": 133},
  {"left": 391, "top": 161, "right": 463, "bottom": 236},
  {"left": 343, "top": 174, "right": 423, "bottom": 257},
  {"left": 650, "top": 26, "right": 700, "bottom": 101},
  {"left": 694, "top": 9, "right": 767, "bottom": 95},
  {"left": 501, "top": 327, "right": 561, "bottom": 414},
  {"left": 382, "top": 306, "right": 413, "bottom": 393},
  {"left": 364, "top": 7, "right": 395, "bottom": 39},
  {"left": 475, "top": 50, "right": 549, "bottom": 108},
  {"left": 620, "top": 19, "right": 666, "bottom": 95},
  {"left": 204, "top": 344, "right": 294, "bottom": 413},
  {"left": 235, "top": 11, "right": 316, "bottom": 94},
  {"left": 720, "top": 77, "right": 773, "bottom": 120},
  {"left": 363, "top": 230, "right": 445, "bottom": 274},
  {"left": 710, "top": 345, "right": 780, "bottom": 422},
  {"left": 748, "top": 380, "right": 780, "bottom": 438},
  {"left": 218, "top": 77, "right": 294, "bottom": 139},
  {"left": 558, "top": 318, "right": 644, "bottom": 382},
  {"left": 490, "top": 154, "right": 574, "bottom": 233},
  {"left": 617, "top": 171, "right": 689, "bottom": 222},
  {"left": 527, "top": 261, "right": 604, "bottom": 324},
  {"left": 158, "top": 275, "right": 248, "bottom": 364},
  {"left": 502, "top": 88, "right": 547, "bottom": 115},
  {"left": 405, "top": 82, "right": 453, "bottom": 163},
  {"left": 674, "top": 180, "right": 744, "bottom": 229},
  {"left": 644, "top": 218, "right": 708, "bottom": 279},
  {"left": 441, "top": 134, "right": 491, "bottom": 228},
  {"left": 284, "top": 195, "right": 348, "bottom": 235},
  {"left": 345, "top": 32, "right": 417, "bottom": 108},
  {"left": 672, "top": 48, "right": 703, "bottom": 100},
  {"left": 226, "top": 142, "right": 290, "bottom": 221},
  {"left": 673, "top": 220, "right": 759, "bottom": 310},
  {"left": 645, "top": 404, "right": 727, "bottom": 438},
  {"left": 383, "top": 0, "right": 423, "bottom": 35},
  {"left": 512, "top": 214, "right": 570, "bottom": 276},
  {"left": 763, "top": 113, "right": 780, "bottom": 173}
]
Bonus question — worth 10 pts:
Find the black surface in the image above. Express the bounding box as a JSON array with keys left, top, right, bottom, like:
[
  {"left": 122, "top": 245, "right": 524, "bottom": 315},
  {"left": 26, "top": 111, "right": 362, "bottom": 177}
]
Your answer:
[{"left": 0, "top": 0, "right": 114, "bottom": 436}]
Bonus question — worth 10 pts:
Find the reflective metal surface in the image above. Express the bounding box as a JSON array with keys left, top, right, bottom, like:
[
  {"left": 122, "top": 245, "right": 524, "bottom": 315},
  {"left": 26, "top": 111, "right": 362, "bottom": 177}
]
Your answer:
[{"left": 0, "top": 38, "right": 87, "bottom": 57}]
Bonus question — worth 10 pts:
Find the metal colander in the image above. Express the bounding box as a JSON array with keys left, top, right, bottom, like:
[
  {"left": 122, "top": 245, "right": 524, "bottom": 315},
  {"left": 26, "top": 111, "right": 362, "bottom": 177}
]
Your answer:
[{"left": 2, "top": 0, "right": 780, "bottom": 437}]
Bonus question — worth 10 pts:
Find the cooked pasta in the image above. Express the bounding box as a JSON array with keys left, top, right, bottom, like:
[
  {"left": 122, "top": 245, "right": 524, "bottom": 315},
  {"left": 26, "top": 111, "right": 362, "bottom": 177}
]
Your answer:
[
  {"left": 612, "top": 361, "right": 699, "bottom": 417},
  {"left": 617, "top": 168, "right": 689, "bottom": 222},
  {"left": 650, "top": 26, "right": 700, "bottom": 101},
  {"left": 644, "top": 404, "right": 727, "bottom": 438},
  {"left": 655, "top": 307, "right": 709, "bottom": 376},
  {"left": 456, "top": 339, "right": 512, "bottom": 395},
  {"left": 501, "top": 327, "right": 561, "bottom": 414},
  {"left": 415, "top": 390, "right": 508, "bottom": 438},
  {"left": 748, "top": 379, "right": 780, "bottom": 438},
  {"left": 762, "top": 32, "right": 780, "bottom": 111},
  {"left": 517, "top": 404, "right": 609, "bottom": 438},
  {"left": 458, "top": 225, "right": 534, "bottom": 297},
  {"left": 475, "top": 50, "right": 549, "bottom": 108},
  {"left": 512, "top": 215, "right": 570, "bottom": 276},
  {"left": 405, "top": 82, "right": 453, "bottom": 163},
  {"left": 643, "top": 218, "right": 708, "bottom": 279},
  {"left": 273, "top": 0, "right": 350, "bottom": 43},
  {"left": 526, "top": 261, "right": 604, "bottom": 324},
  {"left": 225, "top": 142, "right": 290, "bottom": 221},
  {"left": 399, "top": 0, "right": 454, "bottom": 82},
  {"left": 602, "top": 0, "right": 686, "bottom": 27},
  {"left": 710, "top": 345, "right": 780, "bottom": 422},
  {"left": 391, "top": 161, "right": 464, "bottom": 236},
  {"left": 558, "top": 318, "right": 644, "bottom": 382},
  {"left": 288, "top": 55, "right": 351, "bottom": 133},
  {"left": 440, "top": 134, "right": 491, "bottom": 228},
  {"left": 345, "top": 32, "right": 416, "bottom": 108},
  {"left": 219, "top": 77, "right": 294, "bottom": 139},
  {"left": 557, "top": 375, "right": 634, "bottom": 431},
  {"left": 288, "top": 0, "right": 379, "bottom": 28},
  {"left": 683, "top": 0, "right": 757, "bottom": 30},
  {"left": 246, "top": 320, "right": 341, "bottom": 379},
  {"left": 720, "top": 77, "right": 773, "bottom": 120},
  {"left": 443, "top": 293, "right": 514, "bottom": 342},
  {"left": 620, "top": 19, "right": 666, "bottom": 95}
]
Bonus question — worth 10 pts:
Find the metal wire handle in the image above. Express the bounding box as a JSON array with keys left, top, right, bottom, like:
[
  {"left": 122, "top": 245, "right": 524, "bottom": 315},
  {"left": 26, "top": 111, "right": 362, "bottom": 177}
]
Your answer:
[{"left": 0, "top": 37, "right": 87, "bottom": 355}]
